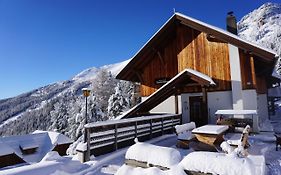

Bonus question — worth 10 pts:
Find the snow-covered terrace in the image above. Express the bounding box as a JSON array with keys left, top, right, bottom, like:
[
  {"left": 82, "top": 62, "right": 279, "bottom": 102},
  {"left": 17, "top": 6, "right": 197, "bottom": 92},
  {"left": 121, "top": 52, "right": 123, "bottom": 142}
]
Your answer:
[{"left": 2, "top": 109, "right": 281, "bottom": 175}]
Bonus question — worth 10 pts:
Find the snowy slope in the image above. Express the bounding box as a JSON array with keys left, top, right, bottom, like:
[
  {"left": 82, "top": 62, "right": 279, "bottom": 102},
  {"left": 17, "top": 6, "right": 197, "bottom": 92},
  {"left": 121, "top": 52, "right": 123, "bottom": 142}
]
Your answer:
[
  {"left": 0, "top": 59, "right": 132, "bottom": 140},
  {"left": 238, "top": 2, "right": 281, "bottom": 74}
]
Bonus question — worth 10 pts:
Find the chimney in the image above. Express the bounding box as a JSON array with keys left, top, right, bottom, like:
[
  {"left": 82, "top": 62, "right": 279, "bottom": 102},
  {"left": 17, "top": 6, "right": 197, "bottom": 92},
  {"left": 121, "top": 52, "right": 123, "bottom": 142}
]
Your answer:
[{"left": 226, "top": 11, "right": 237, "bottom": 35}]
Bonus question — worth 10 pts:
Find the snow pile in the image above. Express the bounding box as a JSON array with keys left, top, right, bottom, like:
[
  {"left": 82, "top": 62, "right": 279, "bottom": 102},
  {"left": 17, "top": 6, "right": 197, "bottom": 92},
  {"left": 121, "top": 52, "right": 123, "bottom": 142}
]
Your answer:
[
  {"left": 180, "top": 151, "right": 256, "bottom": 175},
  {"left": 115, "top": 164, "right": 186, "bottom": 175},
  {"left": 40, "top": 151, "right": 64, "bottom": 162},
  {"left": 125, "top": 141, "right": 181, "bottom": 168},
  {"left": 220, "top": 141, "right": 234, "bottom": 154},
  {"left": 76, "top": 142, "right": 87, "bottom": 152},
  {"left": 175, "top": 122, "right": 196, "bottom": 140},
  {"left": 175, "top": 122, "right": 196, "bottom": 134}
]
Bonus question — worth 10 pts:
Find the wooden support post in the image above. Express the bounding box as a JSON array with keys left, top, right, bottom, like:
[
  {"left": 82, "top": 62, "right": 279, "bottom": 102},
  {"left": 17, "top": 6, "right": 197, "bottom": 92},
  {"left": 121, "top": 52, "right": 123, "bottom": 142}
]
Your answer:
[
  {"left": 175, "top": 94, "right": 179, "bottom": 114},
  {"left": 114, "top": 124, "right": 118, "bottom": 151}
]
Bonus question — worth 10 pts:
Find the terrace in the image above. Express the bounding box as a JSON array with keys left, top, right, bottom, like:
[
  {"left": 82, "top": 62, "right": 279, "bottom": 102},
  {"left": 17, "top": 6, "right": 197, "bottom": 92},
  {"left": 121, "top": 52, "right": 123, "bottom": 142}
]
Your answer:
[{"left": 2, "top": 110, "right": 281, "bottom": 175}]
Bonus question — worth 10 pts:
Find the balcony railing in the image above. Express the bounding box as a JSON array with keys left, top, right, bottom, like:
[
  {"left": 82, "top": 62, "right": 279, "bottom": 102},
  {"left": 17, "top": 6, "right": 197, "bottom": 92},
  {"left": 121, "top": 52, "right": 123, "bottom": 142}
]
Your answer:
[{"left": 84, "top": 114, "right": 181, "bottom": 156}]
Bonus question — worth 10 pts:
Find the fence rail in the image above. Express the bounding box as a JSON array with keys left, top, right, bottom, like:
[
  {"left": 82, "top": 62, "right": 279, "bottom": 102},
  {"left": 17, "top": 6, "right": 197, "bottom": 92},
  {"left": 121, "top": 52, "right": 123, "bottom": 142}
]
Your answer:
[{"left": 84, "top": 114, "right": 181, "bottom": 156}]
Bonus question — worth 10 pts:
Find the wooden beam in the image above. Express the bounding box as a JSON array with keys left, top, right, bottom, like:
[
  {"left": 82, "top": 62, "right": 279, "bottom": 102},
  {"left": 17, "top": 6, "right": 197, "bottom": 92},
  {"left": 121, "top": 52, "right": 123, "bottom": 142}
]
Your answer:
[
  {"left": 157, "top": 51, "right": 165, "bottom": 65},
  {"left": 135, "top": 71, "right": 144, "bottom": 83},
  {"left": 250, "top": 56, "right": 257, "bottom": 88},
  {"left": 152, "top": 48, "right": 165, "bottom": 65}
]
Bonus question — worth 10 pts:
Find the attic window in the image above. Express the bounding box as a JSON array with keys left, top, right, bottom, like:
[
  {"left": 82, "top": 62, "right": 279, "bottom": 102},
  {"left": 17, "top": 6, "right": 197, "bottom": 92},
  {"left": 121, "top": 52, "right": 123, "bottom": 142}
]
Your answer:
[{"left": 19, "top": 143, "right": 38, "bottom": 155}]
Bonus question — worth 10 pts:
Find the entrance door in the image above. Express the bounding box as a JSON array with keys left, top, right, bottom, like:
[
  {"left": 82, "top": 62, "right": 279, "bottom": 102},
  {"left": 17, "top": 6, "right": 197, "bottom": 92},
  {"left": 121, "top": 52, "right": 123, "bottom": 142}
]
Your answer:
[{"left": 189, "top": 96, "right": 208, "bottom": 126}]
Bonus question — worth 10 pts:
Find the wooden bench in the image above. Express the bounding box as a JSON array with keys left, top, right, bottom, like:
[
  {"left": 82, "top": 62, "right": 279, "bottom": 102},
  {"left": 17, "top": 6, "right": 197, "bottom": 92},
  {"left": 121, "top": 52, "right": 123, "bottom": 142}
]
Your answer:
[{"left": 175, "top": 122, "right": 196, "bottom": 149}]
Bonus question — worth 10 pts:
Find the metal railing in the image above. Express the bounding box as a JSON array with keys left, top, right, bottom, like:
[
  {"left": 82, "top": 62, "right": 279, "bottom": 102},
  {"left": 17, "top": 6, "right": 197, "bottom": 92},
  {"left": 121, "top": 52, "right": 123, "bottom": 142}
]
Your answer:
[{"left": 84, "top": 114, "right": 181, "bottom": 156}]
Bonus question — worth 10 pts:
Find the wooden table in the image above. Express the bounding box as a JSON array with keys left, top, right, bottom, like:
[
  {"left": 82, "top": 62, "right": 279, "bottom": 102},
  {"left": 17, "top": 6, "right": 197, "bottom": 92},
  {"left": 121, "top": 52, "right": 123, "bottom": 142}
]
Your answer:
[{"left": 192, "top": 125, "right": 229, "bottom": 146}]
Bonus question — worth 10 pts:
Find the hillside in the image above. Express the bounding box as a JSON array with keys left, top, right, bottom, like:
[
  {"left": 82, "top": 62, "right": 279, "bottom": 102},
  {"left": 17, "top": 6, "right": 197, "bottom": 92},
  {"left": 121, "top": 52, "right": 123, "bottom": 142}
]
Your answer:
[
  {"left": 238, "top": 2, "right": 281, "bottom": 75},
  {"left": 0, "top": 60, "right": 135, "bottom": 140}
]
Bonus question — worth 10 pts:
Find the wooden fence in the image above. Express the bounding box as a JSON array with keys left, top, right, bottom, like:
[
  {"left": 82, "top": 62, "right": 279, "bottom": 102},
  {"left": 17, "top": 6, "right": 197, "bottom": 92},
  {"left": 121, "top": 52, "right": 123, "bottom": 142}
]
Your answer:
[{"left": 84, "top": 114, "right": 181, "bottom": 156}]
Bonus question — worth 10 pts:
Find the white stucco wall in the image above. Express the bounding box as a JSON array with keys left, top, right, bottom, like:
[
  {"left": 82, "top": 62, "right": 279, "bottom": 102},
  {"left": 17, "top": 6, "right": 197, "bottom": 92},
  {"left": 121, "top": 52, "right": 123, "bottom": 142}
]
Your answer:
[
  {"left": 257, "top": 94, "right": 269, "bottom": 123},
  {"left": 207, "top": 91, "right": 233, "bottom": 124},
  {"left": 242, "top": 89, "right": 259, "bottom": 132},
  {"left": 228, "top": 44, "right": 244, "bottom": 110},
  {"left": 142, "top": 96, "right": 182, "bottom": 114}
]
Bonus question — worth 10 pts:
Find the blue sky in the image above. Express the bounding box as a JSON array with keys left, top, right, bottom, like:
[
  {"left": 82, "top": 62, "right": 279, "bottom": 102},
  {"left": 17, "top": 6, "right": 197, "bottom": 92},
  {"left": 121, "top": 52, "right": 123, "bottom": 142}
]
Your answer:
[{"left": 0, "top": 0, "right": 280, "bottom": 99}]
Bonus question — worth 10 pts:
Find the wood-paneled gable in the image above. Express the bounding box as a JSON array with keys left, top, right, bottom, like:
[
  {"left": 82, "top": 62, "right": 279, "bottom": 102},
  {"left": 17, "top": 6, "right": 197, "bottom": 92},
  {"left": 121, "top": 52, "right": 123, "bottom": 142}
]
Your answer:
[
  {"left": 140, "top": 24, "right": 232, "bottom": 96},
  {"left": 140, "top": 28, "right": 178, "bottom": 96},
  {"left": 176, "top": 24, "right": 231, "bottom": 93}
]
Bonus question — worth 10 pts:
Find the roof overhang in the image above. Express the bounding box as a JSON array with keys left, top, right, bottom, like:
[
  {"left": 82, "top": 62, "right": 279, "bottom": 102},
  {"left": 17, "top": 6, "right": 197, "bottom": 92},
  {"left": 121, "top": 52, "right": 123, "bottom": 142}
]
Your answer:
[{"left": 117, "top": 69, "right": 215, "bottom": 119}]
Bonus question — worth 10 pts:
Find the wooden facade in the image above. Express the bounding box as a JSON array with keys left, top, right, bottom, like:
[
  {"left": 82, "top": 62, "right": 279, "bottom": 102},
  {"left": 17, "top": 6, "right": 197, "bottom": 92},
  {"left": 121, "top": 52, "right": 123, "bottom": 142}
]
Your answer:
[
  {"left": 117, "top": 13, "right": 277, "bottom": 97},
  {"left": 139, "top": 23, "right": 274, "bottom": 96}
]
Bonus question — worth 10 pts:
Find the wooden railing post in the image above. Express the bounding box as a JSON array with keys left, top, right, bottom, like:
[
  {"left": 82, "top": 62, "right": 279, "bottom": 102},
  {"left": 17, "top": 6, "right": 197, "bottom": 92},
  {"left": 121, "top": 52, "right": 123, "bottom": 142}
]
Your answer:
[
  {"left": 171, "top": 116, "right": 174, "bottom": 133},
  {"left": 86, "top": 128, "right": 91, "bottom": 161},
  {"left": 114, "top": 124, "right": 118, "bottom": 151},
  {"left": 161, "top": 118, "right": 164, "bottom": 135},
  {"left": 135, "top": 121, "right": 138, "bottom": 138},
  {"left": 150, "top": 119, "right": 152, "bottom": 139}
]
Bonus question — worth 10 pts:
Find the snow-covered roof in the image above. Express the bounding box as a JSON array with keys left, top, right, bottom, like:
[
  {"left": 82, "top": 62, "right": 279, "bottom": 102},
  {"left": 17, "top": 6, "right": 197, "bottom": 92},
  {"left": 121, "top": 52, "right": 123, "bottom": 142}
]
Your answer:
[
  {"left": 0, "top": 131, "right": 72, "bottom": 164},
  {"left": 0, "top": 141, "right": 15, "bottom": 156},
  {"left": 185, "top": 68, "right": 216, "bottom": 85},
  {"left": 33, "top": 130, "right": 73, "bottom": 145},
  {"left": 116, "top": 68, "right": 215, "bottom": 119},
  {"left": 215, "top": 110, "right": 258, "bottom": 115},
  {"left": 20, "top": 142, "right": 39, "bottom": 150}
]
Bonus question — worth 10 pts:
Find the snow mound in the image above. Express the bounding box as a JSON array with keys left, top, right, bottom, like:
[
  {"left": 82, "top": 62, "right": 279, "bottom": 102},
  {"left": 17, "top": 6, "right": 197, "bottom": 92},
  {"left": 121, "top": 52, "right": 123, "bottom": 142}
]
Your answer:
[
  {"left": 175, "top": 122, "right": 196, "bottom": 134},
  {"left": 115, "top": 164, "right": 186, "bottom": 175},
  {"left": 125, "top": 141, "right": 181, "bottom": 168},
  {"left": 40, "top": 151, "right": 64, "bottom": 162},
  {"left": 180, "top": 151, "right": 256, "bottom": 175}
]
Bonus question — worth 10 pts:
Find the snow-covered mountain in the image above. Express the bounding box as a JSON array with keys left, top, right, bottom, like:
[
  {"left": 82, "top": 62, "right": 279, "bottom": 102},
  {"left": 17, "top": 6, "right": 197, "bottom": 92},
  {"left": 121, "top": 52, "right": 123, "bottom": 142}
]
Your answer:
[
  {"left": 238, "top": 2, "right": 281, "bottom": 74},
  {"left": 0, "top": 59, "right": 135, "bottom": 140}
]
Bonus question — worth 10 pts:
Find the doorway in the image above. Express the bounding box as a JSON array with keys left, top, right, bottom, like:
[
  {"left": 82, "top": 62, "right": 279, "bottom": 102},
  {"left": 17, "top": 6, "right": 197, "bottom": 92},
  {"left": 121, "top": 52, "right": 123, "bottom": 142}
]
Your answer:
[{"left": 189, "top": 96, "right": 208, "bottom": 126}]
